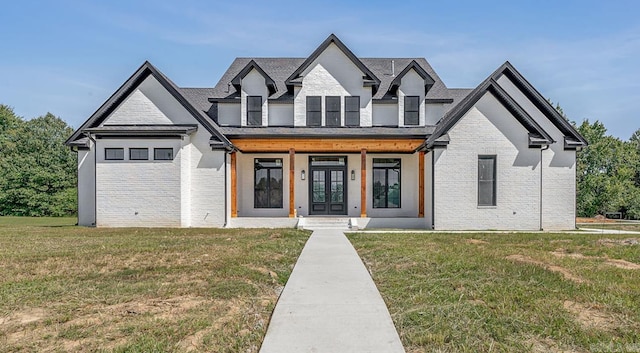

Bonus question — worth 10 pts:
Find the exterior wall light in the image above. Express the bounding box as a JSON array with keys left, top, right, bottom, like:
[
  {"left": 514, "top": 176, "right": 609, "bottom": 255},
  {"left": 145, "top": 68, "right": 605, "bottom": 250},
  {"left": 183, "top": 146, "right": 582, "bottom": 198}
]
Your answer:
[
  {"left": 351, "top": 170, "right": 356, "bottom": 180},
  {"left": 301, "top": 169, "right": 306, "bottom": 180}
]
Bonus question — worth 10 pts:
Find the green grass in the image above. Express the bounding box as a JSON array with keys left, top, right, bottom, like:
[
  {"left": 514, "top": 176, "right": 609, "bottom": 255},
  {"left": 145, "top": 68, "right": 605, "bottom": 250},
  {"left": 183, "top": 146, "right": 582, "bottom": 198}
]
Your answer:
[
  {"left": 349, "top": 232, "right": 640, "bottom": 353},
  {"left": 0, "top": 218, "right": 310, "bottom": 353}
]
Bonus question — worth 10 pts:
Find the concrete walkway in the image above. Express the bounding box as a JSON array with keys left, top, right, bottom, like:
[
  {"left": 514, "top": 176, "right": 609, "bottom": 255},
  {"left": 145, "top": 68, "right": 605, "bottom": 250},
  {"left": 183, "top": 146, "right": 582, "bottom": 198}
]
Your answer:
[{"left": 259, "top": 229, "right": 405, "bottom": 353}]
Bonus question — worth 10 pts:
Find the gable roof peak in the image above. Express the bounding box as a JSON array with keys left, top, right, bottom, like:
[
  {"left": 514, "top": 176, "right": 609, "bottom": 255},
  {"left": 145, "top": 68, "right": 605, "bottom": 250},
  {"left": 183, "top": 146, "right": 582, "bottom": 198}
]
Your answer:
[
  {"left": 230, "top": 59, "right": 277, "bottom": 95},
  {"left": 389, "top": 59, "right": 436, "bottom": 95},
  {"left": 65, "top": 60, "right": 231, "bottom": 148},
  {"left": 285, "top": 34, "right": 380, "bottom": 89}
]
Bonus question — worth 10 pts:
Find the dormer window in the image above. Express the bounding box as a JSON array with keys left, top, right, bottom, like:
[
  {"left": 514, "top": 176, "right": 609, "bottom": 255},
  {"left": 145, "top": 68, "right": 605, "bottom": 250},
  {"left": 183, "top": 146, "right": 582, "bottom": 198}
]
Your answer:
[
  {"left": 247, "top": 96, "right": 262, "bottom": 126},
  {"left": 325, "top": 96, "right": 341, "bottom": 127},
  {"left": 404, "top": 96, "right": 420, "bottom": 125}
]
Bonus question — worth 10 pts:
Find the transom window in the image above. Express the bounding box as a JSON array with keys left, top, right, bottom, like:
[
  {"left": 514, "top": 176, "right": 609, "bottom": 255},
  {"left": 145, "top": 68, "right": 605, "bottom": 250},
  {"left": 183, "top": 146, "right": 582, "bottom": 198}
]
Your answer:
[
  {"left": 247, "top": 96, "right": 262, "bottom": 126},
  {"left": 345, "top": 96, "right": 360, "bottom": 126},
  {"left": 129, "top": 148, "right": 148, "bottom": 160},
  {"left": 306, "top": 96, "right": 322, "bottom": 126},
  {"left": 325, "top": 96, "right": 341, "bottom": 127},
  {"left": 373, "top": 158, "right": 401, "bottom": 208},
  {"left": 105, "top": 148, "right": 124, "bottom": 160},
  {"left": 404, "top": 96, "right": 420, "bottom": 125},
  {"left": 478, "top": 155, "right": 496, "bottom": 206},
  {"left": 254, "top": 158, "right": 283, "bottom": 208},
  {"left": 154, "top": 148, "right": 174, "bottom": 161},
  {"left": 310, "top": 156, "right": 346, "bottom": 166}
]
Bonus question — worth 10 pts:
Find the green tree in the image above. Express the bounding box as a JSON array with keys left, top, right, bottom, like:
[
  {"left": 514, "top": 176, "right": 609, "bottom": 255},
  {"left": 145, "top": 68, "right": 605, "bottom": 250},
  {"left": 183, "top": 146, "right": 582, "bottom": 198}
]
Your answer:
[
  {"left": 0, "top": 105, "right": 77, "bottom": 216},
  {"left": 576, "top": 120, "right": 640, "bottom": 218}
]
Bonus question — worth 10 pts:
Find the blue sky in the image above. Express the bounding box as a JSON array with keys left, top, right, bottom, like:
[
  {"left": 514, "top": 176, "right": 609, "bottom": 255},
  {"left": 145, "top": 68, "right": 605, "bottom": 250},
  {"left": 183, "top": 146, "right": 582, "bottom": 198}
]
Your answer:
[{"left": 1, "top": 0, "right": 638, "bottom": 139}]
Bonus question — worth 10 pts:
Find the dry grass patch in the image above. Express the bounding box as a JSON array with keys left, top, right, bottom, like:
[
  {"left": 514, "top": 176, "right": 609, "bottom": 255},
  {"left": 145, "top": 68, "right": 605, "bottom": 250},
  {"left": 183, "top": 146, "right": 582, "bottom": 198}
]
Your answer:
[
  {"left": 349, "top": 232, "right": 640, "bottom": 352},
  {"left": 0, "top": 217, "right": 310, "bottom": 352},
  {"left": 506, "top": 254, "right": 588, "bottom": 284}
]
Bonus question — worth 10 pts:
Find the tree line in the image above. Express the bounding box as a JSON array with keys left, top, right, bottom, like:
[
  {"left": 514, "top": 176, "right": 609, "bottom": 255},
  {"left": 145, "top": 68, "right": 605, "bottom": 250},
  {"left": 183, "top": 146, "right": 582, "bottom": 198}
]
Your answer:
[
  {"left": 0, "top": 103, "right": 639, "bottom": 219},
  {"left": 0, "top": 105, "right": 77, "bottom": 216}
]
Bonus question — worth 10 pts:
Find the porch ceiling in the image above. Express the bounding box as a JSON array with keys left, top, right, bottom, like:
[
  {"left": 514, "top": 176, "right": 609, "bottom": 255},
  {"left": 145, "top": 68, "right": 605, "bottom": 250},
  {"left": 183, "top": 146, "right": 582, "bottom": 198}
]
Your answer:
[{"left": 231, "top": 138, "right": 424, "bottom": 153}]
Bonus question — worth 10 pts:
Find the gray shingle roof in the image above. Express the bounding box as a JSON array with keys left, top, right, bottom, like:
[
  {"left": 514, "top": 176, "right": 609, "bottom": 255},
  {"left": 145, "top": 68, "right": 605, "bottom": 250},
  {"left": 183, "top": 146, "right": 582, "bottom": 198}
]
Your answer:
[
  {"left": 209, "top": 57, "right": 458, "bottom": 101},
  {"left": 218, "top": 126, "right": 434, "bottom": 138}
]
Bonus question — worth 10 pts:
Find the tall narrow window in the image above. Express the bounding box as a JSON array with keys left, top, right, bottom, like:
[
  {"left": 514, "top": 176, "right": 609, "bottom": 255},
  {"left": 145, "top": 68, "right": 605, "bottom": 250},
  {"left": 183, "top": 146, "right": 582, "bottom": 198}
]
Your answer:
[
  {"left": 373, "top": 158, "right": 401, "bottom": 208},
  {"left": 345, "top": 96, "right": 360, "bottom": 126},
  {"left": 478, "top": 155, "right": 496, "bottom": 206},
  {"left": 325, "top": 96, "right": 341, "bottom": 126},
  {"left": 404, "top": 96, "right": 420, "bottom": 125},
  {"left": 247, "top": 96, "right": 262, "bottom": 126},
  {"left": 105, "top": 148, "right": 124, "bottom": 160},
  {"left": 306, "top": 96, "right": 321, "bottom": 126},
  {"left": 254, "top": 158, "right": 283, "bottom": 208}
]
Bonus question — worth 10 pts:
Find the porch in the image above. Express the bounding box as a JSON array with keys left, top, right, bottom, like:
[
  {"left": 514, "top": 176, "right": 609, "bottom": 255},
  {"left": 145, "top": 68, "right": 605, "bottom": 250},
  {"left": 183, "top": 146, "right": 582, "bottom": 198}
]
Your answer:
[{"left": 227, "top": 137, "right": 429, "bottom": 227}]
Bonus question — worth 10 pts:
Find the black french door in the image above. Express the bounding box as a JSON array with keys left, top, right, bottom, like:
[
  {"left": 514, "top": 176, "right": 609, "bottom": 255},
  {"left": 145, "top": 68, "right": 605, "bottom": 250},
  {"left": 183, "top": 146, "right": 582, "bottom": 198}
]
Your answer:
[{"left": 309, "top": 157, "right": 347, "bottom": 215}]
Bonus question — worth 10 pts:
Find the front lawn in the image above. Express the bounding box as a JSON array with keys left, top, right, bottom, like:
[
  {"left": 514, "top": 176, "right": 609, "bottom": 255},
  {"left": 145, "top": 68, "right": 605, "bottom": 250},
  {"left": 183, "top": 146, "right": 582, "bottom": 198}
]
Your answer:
[
  {"left": 0, "top": 218, "right": 309, "bottom": 352},
  {"left": 349, "top": 232, "right": 640, "bottom": 353}
]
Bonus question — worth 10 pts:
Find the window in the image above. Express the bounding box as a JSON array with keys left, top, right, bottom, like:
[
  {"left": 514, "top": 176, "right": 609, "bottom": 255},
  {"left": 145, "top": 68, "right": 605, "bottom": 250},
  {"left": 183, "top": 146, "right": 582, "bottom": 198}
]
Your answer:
[
  {"left": 254, "top": 158, "right": 283, "bottom": 208},
  {"left": 306, "top": 96, "right": 321, "bottom": 126},
  {"left": 154, "top": 148, "right": 174, "bottom": 160},
  {"left": 247, "top": 96, "right": 262, "bottom": 126},
  {"left": 373, "top": 158, "right": 401, "bottom": 208},
  {"left": 478, "top": 155, "right": 496, "bottom": 206},
  {"left": 325, "top": 96, "right": 340, "bottom": 126},
  {"left": 404, "top": 96, "right": 420, "bottom": 125},
  {"left": 105, "top": 148, "right": 124, "bottom": 160},
  {"left": 129, "top": 148, "right": 148, "bottom": 160},
  {"left": 345, "top": 96, "right": 360, "bottom": 126}
]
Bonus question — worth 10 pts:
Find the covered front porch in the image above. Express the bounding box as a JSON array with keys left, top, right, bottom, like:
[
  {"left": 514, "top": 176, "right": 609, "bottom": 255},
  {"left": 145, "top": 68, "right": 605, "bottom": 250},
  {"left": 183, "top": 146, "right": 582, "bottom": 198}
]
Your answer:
[{"left": 226, "top": 137, "right": 430, "bottom": 228}]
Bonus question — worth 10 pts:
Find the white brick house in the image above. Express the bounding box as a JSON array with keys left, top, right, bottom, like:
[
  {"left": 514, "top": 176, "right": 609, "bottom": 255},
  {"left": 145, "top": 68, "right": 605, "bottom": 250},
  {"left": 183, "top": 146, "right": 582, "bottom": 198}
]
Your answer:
[{"left": 66, "top": 34, "right": 587, "bottom": 230}]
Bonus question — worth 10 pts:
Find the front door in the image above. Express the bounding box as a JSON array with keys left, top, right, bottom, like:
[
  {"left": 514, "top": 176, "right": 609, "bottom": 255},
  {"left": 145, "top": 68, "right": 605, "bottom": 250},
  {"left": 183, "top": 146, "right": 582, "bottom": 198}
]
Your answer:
[{"left": 309, "top": 156, "right": 347, "bottom": 215}]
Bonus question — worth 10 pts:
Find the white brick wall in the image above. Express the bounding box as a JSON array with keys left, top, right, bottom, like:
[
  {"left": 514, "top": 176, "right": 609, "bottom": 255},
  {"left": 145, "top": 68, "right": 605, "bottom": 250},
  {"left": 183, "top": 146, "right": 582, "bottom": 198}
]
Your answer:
[
  {"left": 96, "top": 139, "right": 183, "bottom": 227},
  {"left": 496, "top": 75, "right": 577, "bottom": 230},
  {"left": 293, "top": 43, "right": 372, "bottom": 127},
  {"left": 85, "top": 74, "right": 228, "bottom": 228},
  {"left": 434, "top": 93, "right": 541, "bottom": 230}
]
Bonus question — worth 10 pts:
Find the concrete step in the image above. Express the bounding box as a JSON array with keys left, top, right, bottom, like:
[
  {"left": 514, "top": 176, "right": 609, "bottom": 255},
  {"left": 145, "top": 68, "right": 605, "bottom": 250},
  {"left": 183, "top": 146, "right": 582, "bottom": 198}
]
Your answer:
[{"left": 298, "top": 217, "right": 352, "bottom": 230}]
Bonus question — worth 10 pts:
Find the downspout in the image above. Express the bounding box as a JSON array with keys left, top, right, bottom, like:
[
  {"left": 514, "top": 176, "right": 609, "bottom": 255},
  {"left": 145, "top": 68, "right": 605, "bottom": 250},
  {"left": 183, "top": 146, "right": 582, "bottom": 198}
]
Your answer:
[
  {"left": 539, "top": 144, "right": 550, "bottom": 230},
  {"left": 223, "top": 151, "right": 228, "bottom": 228},
  {"left": 431, "top": 149, "right": 435, "bottom": 230}
]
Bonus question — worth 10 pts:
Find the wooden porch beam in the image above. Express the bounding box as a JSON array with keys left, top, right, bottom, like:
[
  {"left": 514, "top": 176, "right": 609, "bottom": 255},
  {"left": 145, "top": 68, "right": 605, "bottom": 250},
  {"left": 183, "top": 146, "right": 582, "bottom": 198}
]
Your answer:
[
  {"left": 361, "top": 149, "right": 367, "bottom": 218},
  {"left": 230, "top": 152, "right": 237, "bottom": 218},
  {"left": 418, "top": 151, "right": 425, "bottom": 218},
  {"left": 231, "top": 138, "right": 424, "bottom": 153},
  {"left": 289, "top": 149, "right": 295, "bottom": 218}
]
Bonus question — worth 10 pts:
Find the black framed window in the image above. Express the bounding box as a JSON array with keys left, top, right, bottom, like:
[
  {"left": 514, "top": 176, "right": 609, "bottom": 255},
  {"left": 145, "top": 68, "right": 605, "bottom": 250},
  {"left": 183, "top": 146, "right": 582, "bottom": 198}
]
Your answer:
[
  {"left": 345, "top": 96, "right": 360, "bottom": 126},
  {"left": 105, "top": 148, "right": 124, "bottom": 160},
  {"left": 478, "top": 155, "right": 496, "bottom": 206},
  {"left": 306, "top": 96, "right": 321, "bottom": 126},
  {"left": 129, "top": 148, "right": 148, "bottom": 160},
  {"left": 373, "top": 158, "right": 401, "bottom": 208},
  {"left": 325, "top": 96, "right": 341, "bottom": 126},
  {"left": 404, "top": 96, "right": 420, "bottom": 125},
  {"left": 154, "top": 148, "right": 174, "bottom": 161},
  {"left": 247, "top": 96, "right": 262, "bottom": 126},
  {"left": 254, "top": 158, "right": 283, "bottom": 208}
]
